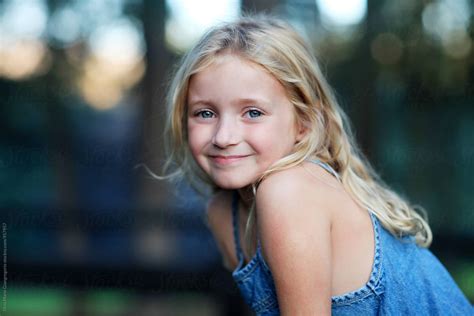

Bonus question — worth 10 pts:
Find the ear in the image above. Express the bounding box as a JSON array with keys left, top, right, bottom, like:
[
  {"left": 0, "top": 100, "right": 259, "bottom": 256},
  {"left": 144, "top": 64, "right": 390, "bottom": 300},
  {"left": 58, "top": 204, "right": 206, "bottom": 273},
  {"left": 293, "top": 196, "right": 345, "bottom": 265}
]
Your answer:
[{"left": 295, "top": 122, "right": 308, "bottom": 143}]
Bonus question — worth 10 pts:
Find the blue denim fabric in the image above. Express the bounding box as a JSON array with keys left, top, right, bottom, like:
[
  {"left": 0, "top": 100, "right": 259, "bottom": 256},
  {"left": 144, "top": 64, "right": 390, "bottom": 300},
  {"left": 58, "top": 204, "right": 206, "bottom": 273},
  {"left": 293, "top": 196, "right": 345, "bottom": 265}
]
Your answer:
[{"left": 231, "top": 159, "right": 473, "bottom": 315}]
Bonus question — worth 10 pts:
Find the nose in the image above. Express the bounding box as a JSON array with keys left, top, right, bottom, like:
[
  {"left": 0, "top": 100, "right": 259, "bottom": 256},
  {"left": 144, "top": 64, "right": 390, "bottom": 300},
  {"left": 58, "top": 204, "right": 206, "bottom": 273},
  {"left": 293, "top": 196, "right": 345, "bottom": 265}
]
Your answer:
[{"left": 212, "top": 116, "right": 240, "bottom": 148}]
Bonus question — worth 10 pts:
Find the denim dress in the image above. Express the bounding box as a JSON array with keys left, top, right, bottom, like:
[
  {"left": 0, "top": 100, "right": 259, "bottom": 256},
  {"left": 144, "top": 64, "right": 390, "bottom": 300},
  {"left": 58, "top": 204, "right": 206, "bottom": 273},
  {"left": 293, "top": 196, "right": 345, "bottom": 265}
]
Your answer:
[{"left": 231, "top": 159, "right": 473, "bottom": 315}]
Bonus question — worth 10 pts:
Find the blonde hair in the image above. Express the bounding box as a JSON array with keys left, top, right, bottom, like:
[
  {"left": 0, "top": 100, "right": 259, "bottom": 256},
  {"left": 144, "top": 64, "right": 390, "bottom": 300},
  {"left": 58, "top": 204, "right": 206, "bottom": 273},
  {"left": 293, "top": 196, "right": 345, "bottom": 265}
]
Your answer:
[{"left": 163, "top": 14, "right": 432, "bottom": 259}]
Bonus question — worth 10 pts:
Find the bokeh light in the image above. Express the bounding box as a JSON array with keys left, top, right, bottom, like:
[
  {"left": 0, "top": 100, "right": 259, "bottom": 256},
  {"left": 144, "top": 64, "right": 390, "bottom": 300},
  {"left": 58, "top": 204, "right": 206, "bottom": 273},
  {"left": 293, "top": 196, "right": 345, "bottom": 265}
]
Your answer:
[
  {"left": 0, "top": 39, "right": 51, "bottom": 79},
  {"left": 88, "top": 17, "right": 144, "bottom": 66},
  {"left": 48, "top": 6, "right": 82, "bottom": 46},
  {"left": 422, "top": 0, "right": 472, "bottom": 59},
  {"left": 371, "top": 33, "right": 403, "bottom": 65},
  {"left": 0, "top": 0, "right": 51, "bottom": 80},
  {"left": 76, "top": 17, "right": 145, "bottom": 110}
]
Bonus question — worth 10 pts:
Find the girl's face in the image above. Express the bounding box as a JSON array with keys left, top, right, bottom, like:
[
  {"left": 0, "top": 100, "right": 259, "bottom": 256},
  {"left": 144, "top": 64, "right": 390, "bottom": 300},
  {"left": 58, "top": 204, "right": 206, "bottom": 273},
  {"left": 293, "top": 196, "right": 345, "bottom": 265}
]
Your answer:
[{"left": 187, "top": 54, "right": 304, "bottom": 189}]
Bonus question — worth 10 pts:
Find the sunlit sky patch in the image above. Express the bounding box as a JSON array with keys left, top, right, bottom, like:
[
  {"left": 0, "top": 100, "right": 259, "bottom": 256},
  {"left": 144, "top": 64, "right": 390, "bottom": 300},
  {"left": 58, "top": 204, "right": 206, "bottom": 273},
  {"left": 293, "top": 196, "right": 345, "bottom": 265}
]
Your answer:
[
  {"left": 165, "top": 0, "right": 240, "bottom": 52},
  {"left": 316, "top": 0, "right": 367, "bottom": 26},
  {"left": 0, "top": 0, "right": 48, "bottom": 39}
]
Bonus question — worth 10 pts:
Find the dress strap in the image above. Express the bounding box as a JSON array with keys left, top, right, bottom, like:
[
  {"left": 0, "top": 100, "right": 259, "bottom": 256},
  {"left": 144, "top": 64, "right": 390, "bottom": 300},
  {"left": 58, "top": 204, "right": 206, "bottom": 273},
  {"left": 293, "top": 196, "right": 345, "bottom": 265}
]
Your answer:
[
  {"left": 232, "top": 190, "right": 244, "bottom": 262},
  {"left": 307, "top": 158, "right": 341, "bottom": 182}
]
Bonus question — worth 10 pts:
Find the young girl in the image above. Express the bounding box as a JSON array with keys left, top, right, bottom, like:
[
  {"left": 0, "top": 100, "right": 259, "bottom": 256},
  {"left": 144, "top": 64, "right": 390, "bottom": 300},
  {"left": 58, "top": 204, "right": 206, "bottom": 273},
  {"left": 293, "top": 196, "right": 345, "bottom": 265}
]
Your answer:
[{"left": 162, "top": 15, "right": 473, "bottom": 315}]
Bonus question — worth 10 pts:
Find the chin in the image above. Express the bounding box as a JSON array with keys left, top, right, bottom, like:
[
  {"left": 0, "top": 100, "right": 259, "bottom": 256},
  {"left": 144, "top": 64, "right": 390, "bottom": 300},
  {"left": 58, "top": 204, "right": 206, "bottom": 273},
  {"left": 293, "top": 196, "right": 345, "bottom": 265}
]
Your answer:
[{"left": 213, "top": 177, "right": 253, "bottom": 190}]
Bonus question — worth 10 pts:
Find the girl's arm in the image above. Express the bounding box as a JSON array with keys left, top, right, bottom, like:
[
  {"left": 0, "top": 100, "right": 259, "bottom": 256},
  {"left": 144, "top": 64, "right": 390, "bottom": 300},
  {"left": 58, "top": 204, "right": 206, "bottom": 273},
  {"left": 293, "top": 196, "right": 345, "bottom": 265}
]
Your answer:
[
  {"left": 256, "top": 167, "right": 333, "bottom": 315},
  {"left": 205, "top": 191, "right": 235, "bottom": 271}
]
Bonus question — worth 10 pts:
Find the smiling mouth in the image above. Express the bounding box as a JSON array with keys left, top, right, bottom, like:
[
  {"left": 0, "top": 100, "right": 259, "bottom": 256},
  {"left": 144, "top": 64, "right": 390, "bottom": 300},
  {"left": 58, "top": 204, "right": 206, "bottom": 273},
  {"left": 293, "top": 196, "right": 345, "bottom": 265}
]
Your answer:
[{"left": 209, "top": 155, "right": 250, "bottom": 165}]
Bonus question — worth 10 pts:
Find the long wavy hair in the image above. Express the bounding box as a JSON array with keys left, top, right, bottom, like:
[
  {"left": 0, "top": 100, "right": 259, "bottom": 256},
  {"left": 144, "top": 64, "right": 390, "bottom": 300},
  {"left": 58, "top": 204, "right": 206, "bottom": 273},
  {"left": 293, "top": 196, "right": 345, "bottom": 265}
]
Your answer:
[{"left": 162, "top": 14, "right": 432, "bottom": 259}]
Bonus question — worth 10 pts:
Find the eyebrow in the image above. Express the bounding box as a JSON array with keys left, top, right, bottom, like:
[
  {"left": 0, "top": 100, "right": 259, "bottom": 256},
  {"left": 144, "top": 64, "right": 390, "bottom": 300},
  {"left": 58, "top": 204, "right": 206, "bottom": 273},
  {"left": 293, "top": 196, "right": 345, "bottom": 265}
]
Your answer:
[
  {"left": 187, "top": 99, "right": 214, "bottom": 108},
  {"left": 234, "top": 98, "right": 271, "bottom": 107},
  {"left": 188, "top": 97, "right": 271, "bottom": 108}
]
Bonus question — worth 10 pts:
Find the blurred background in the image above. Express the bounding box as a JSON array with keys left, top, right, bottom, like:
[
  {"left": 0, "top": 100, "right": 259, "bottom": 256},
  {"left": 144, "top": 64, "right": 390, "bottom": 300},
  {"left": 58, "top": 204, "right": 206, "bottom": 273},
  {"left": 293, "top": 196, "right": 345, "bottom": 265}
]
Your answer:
[{"left": 1, "top": 0, "right": 473, "bottom": 315}]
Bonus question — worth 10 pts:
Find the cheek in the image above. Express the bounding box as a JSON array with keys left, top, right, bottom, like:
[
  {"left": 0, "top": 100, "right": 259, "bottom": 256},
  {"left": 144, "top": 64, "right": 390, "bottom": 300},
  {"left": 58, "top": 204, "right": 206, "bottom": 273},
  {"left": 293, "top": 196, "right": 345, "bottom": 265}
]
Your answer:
[
  {"left": 187, "top": 122, "right": 208, "bottom": 154},
  {"left": 247, "top": 126, "right": 284, "bottom": 155},
  {"left": 186, "top": 122, "right": 197, "bottom": 152},
  {"left": 259, "top": 119, "right": 298, "bottom": 154}
]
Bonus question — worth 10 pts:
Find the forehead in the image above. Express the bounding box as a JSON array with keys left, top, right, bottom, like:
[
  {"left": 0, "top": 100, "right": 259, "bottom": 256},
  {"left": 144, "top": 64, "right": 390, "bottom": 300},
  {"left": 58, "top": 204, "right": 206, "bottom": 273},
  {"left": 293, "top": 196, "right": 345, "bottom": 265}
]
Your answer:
[{"left": 187, "top": 53, "right": 290, "bottom": 105}]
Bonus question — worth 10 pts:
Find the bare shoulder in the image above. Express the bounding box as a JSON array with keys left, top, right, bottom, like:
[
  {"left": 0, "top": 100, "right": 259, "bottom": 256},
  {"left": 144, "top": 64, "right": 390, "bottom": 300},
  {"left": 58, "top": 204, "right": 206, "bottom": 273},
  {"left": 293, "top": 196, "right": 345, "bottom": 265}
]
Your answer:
[
  {"left": 256, "top": 162, "right": 342, "bottom": 219},
  {"left": 255, "top": 163, "right": 335, "bottom": 256},
  {"left": 255, "top": 164, "right": 334, "bottom": 313}
]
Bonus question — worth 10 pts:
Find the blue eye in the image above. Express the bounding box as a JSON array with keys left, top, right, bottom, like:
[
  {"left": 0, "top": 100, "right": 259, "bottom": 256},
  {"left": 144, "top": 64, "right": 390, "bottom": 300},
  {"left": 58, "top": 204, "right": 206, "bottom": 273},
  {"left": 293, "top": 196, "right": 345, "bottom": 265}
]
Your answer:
[
  {"left": 247, "top": 109, "right": 263, "bottom": 118},
  {"left": 197, "top": 110, "right": 214, "bottom": 118}
]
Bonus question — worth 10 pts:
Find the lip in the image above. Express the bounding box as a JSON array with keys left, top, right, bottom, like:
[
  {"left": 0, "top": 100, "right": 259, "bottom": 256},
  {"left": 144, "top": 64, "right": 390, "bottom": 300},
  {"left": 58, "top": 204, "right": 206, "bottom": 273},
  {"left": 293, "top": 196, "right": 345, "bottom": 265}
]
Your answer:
[{"left": 209, "top": 155, "right": 250, "bottom": 165}]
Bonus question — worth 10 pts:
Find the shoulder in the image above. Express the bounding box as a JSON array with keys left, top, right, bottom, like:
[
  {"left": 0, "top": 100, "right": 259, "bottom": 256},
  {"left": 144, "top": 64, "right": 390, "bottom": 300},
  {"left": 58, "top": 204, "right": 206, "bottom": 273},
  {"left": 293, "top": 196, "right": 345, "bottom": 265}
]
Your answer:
[
  {"left": 254, "top": 162, "right": 342, "bottom": 268},
  {"left": 255, "top": 164, "right": 334, "bottom": 313},
  {"left": 255, "top": 162, "right": 341, "bottom": 220}
]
